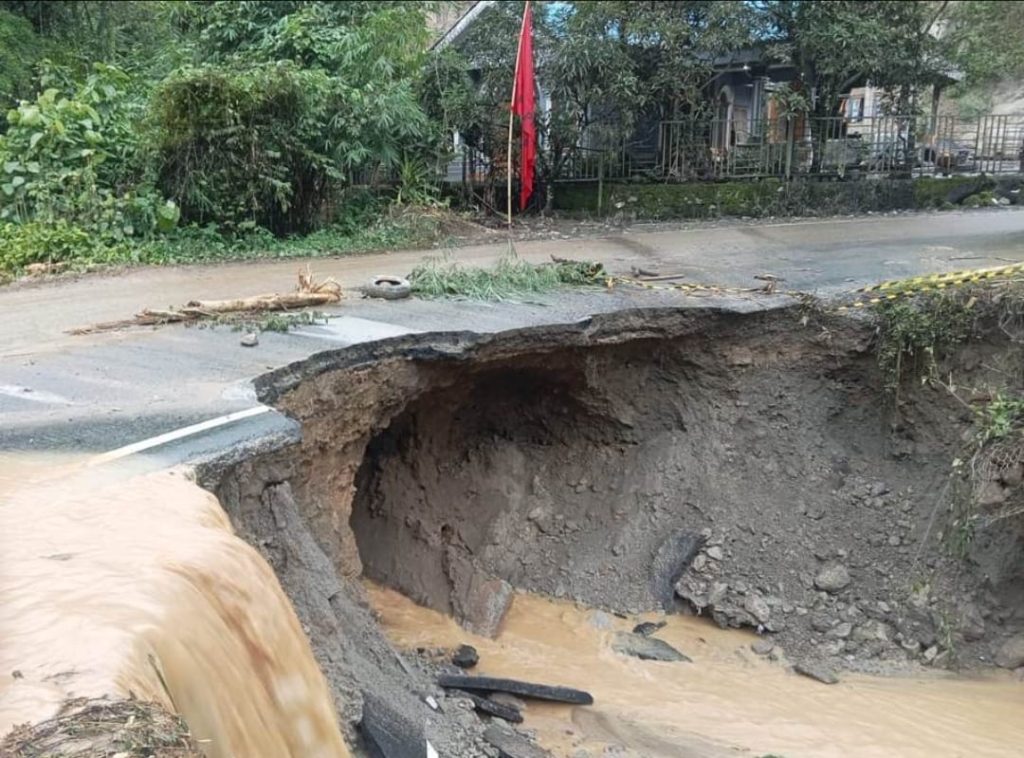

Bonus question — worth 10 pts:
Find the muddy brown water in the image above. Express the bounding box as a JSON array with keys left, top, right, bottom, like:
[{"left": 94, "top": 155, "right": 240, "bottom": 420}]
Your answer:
[
  {"left": 369, "top": 584, "right": 1024, "bottom": 758},
  {"left": 1, "top": 460, "right": 1022, "bottom": 756},
  {"left": 0, "top": 466, "right": 348, "bottom": 757}
]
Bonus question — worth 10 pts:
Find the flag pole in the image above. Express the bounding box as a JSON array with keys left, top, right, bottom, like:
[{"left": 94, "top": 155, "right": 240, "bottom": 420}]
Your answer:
[{"left": 507, "top": 1, "right": 530, "bottom": 241}]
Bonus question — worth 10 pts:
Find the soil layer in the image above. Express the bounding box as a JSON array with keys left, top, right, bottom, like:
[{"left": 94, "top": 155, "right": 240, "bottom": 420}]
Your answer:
[{"left": 208, "top": 304, "right": 1024, "bottom": 756}]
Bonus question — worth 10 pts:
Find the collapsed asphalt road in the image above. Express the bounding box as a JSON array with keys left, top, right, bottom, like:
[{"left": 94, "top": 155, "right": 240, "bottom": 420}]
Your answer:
[{"left": 2, "top": 209, "right": 1023, "bottom": 464}]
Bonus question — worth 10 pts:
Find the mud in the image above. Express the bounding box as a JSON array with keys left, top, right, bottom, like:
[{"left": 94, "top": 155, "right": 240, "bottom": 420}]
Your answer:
[
  {"left": 369, "top": 584, "right": 1024, "bottom": 758},
  {"left": 205, "top": 304, "right": 1024, "bottom": 755}
]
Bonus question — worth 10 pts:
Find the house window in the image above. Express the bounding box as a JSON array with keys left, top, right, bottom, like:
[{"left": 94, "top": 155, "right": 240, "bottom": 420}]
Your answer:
[{"left": 849, "top": 97, "right": 864, "bottom": 122}]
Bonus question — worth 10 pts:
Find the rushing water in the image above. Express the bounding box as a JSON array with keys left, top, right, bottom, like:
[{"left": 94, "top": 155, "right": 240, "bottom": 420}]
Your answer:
[
  {"left": 0, "top": 465, "right": 348, "bottom": 757},
  {"left": 368, "top": 584, "right": 1024, "bottom": 758},
  {"left": 3, "top": 456, "right": 1022, "bottom": 758}
]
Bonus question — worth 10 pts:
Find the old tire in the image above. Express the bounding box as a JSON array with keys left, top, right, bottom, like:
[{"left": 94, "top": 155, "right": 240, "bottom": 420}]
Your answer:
[{"left": 364, "top": 275, "right": 411, "bottom": 300}]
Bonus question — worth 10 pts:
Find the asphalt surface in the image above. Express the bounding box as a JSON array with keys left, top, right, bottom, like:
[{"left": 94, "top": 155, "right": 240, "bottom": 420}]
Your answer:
[{"left": 1, "top": 208, "right": 1023, "bottom": 465}]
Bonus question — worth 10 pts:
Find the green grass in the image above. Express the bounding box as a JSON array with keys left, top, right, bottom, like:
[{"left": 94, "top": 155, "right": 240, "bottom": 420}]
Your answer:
[
  {"left": 0, "top": 205, "right": 448, "bottom": 279},
  {"left": 408, "top": 254, "right": 604, "bottom": 300},
  {"left": 975, "top": 392, "right": 1024, "bottom": 444}
]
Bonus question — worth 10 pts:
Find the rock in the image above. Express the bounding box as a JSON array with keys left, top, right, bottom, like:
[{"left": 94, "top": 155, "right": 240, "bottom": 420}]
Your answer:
[
  {"left": 922, "top": 645, "right": 939, "bottom": 664},
  {"left": 793, "top": 661, "right": 839, "bottom": 685},
  {"left": 977, "top": 480, "right": 1009, "bottom": 509},
  {"left": 887, "top": 534, "right": 901, "bottom": 547},
  {"left": 452, "top": 644, "right": 479, "bottom": 669},
  {"left": 361, "top": 690, "right": 426, "bottom": 758},
  {"left": 706, "top": 546, "right": 724, "bottom": 561},
  {"left": 814, "top": 564, "right": 851, "bottom": 593},
  {"left": 707, "top": 581, "right": 729, "bottom": 606},
  {"left": 437, "top": 674, "right": 593, "bottom": 705},
  {"left": 649, "top": 530, "right": 706, "bottom": 609},
  {"left": 690, "top": 554, "right": 708, "bottom": 572},
  {"left": 1002, "top": 463, "right": 1024, "bottom": 487},
  {"left": 995, "top": 634, "right": 1024, "bottom": 669},
  {"left": 751, "top": 638, "right": 775, "bottom": 656},
  {"left": 483, "top": 724, "right": 551, "bottom": 758},
  {"left": 632, "top": 621, "right": 667, "bottom": 637},
  {"left": 743, "top": 594, "right": 771, "bottom": 624},
  {"left": 869, "top": 481, "right": 890, "bottom": 497},
  {"left": 239, "top": 332, "right": 259, "bottom": 347},
  {"left": 612, "top": 632, "right": 691, "bottom": 662},
  {"left": 900, "top": 637, "right": 921, "bottom": 653},
  {"left": 447, "top": 552, "right": 514, "bottom": 638},
  {"left": 810, "top": 614, "right": 835, "bottom": 633},
  {"left": 958, "top": 603, "right": 986, "bottom": 642},
  {"left": 453, "top": 689, "right": 523, "bottom": 723},
  {"left": 852, "top": 620, "right": 891, "bottom": 643},
  {"left": 826, "top": 622, "right": 853, "bottom": 640}
]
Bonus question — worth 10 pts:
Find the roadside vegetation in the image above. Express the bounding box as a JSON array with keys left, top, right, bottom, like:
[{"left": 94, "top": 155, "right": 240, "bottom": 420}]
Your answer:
[
  {"left": 0, "top": 1, "right": 1021, "bottom": 281},
  {"left": 870, "top": 278, "right": 1024, "bottom": 560},
  {"left": 0, "top": 1, "right": 451, "bottom": 280},
  {"left": 409, "top": 254, "right": 604, "bottom": 300}
]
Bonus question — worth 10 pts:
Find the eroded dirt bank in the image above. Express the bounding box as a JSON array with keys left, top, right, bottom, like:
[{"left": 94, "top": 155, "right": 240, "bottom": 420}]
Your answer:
[{"left": 208, "top": 304, "right": 1024, "bottom": 755}]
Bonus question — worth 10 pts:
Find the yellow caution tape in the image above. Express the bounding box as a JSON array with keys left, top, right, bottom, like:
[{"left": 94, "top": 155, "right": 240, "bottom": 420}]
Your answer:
[
  {"left": 606, "top": 261, "right": 1024, "bottom": 313},
  {"left": 858, "top": 262, "right": 1024, "bottom": 294},
  {"left": 606, "top": 276, "right": 757, "bottom": 297}
]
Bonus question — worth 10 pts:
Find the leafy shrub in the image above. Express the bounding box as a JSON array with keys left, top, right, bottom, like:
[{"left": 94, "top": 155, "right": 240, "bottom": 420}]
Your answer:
[
  {"left": 0, "top": 219, "right": 125, "bottom": 271},
  {"left": 0, "top": 10, "right": 45, "bottom": 105},
  {"left": 153, "top": 63, "right": 344, "bottom": 235},
  {"left": 152, "top": 1, "right": 439, "bottom": 237},
  {"left": 0, "top": 62, "right": 174, "bottom": 239}
]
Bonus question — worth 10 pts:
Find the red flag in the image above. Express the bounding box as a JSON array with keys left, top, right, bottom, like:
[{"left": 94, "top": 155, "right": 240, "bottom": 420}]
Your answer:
[{"left": 512, "top": 2, "right": 536, "bottom": 211}]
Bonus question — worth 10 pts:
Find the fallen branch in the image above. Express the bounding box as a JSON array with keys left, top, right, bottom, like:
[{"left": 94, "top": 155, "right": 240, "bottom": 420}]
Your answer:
[{"left": 68, "top": 268, "right": 342, "bottom": 335}]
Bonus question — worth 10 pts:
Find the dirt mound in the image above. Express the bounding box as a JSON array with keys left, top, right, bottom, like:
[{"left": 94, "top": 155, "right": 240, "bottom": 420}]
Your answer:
[{"left": 1, "top": 697, "right": 202, "bottom": 757}]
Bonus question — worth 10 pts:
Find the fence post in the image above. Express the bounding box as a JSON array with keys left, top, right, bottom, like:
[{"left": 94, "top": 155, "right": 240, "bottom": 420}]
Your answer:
[
  {"left": 597, "top": 151, "right": 604, "bottom": 217},
  {"left": 784, "top": 116, "right": 794, "bottom": 179}
]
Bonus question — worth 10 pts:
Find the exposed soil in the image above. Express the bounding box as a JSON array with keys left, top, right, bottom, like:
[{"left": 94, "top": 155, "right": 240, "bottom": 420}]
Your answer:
[{"left": 205, "top": 303, "right": 1024, "bottom": 756}]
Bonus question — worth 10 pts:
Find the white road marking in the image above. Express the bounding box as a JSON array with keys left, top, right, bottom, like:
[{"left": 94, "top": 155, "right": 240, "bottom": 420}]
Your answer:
[
  {"left": 88, "top": 405, "right": 272, "bottom": 466},
  {"left": 0, "top": 384, "right": 75, "bottom": 406}
]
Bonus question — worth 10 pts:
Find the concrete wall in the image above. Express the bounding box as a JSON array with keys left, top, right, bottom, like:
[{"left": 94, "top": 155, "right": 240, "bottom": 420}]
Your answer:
[{"left": 554, "top": 175, "right": 1024, "bottom": 220}]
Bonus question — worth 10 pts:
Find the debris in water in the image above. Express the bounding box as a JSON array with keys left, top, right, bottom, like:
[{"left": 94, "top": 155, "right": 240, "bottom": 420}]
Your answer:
[
  {"left": 452, "top": 644, "right": 480, "bottom": 669},
  {"left": 483, "top": 724, "right": 552, "bottom": 758},
  {"left": 612, "top": 631, "right": 691, "bottom": 662},
  {"left": 240, "top": 332, "right": 259, "bottom": 347},
  {"left": 451, "top": 689, "right": 523, "bottom": 723},
  {"left": 0, "top": 696, "right": 202, "bottom": 757},
  {"left": 632, "top": 620, "right": 667, "bottom": 637},
  {"left": 751, "top": 638, "right": 775, "bottom": 656},
  {"left": 437, "top": 674, "right": 594, "bottom": 705}
]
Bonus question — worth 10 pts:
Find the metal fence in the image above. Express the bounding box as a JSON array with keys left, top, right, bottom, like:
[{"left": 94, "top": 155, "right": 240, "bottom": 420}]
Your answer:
[{"left": 551, "top": 112, "right": 1024, "bottom": 183}]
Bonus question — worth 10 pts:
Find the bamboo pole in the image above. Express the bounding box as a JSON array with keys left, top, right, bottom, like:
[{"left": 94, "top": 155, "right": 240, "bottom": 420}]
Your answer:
[{"left": 507, "top": 1, "right": 530, "bottom": 237}]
